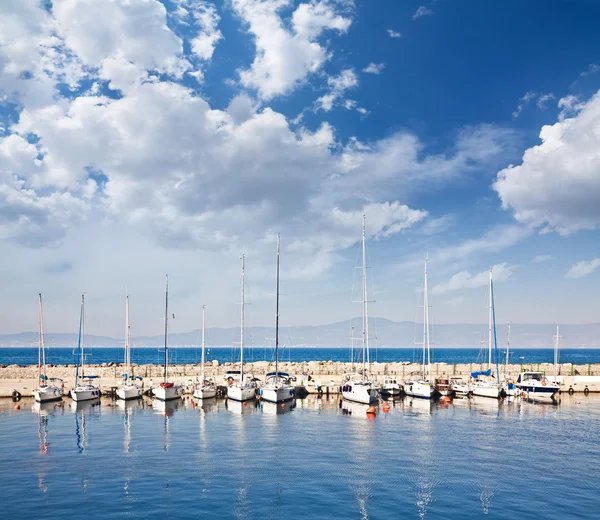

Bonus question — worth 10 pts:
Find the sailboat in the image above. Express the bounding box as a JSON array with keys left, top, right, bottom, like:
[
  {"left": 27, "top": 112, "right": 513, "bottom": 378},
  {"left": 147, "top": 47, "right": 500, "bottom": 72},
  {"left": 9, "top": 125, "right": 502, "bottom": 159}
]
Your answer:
[
  {"left": 503, "top": 325, "right": 518, "bottom": 397},
  {"left": 33, "top": 293, "right": 63, "bottom": 403},
  {"left": 260, "top": 235, "right": 295, "bottom": 404},
  {"left": 228, "top": 254, "right": 257, "bottom": 402},
  {"left": 193, "top": 305, "right": 217, "bottom": 400},
  {"left": 71, "top": 294, "right": 101, "bottom": 402},
  {"left": 405, "top": 258, "right": 435, "bottom": 399},
  {"left": 153, "top": 275, "right": 184, "bottom": 401},
  {"left": 341, "top": 215, "right": 378, "bottom": 405},
  {"left": 117, "top": 290, "right": 143, "bottom": 400},
  {"left": 470, "top": 269, "right": 504, "bottom": 399}
]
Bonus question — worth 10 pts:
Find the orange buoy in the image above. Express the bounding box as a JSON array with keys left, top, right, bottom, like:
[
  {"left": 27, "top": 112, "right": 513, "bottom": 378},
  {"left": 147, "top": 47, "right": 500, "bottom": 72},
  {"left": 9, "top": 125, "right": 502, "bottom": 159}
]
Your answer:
[
  {"left": 281, "top": 403, "right": 285, "bottom": 408},
  {"left": 443, "top": 397, "right": 451, "bottom": 405},
  {"left": 382, "top": 402, "right": 391, "bottom": 413},
  {"left": 243, "top": 402, "right": 247, "bottom": 406},
  {"left": 148, "top": 402, "right": 153, "bottom": 407},
  {"left": 366, "top": 406, "right": 376, "bottom": 415},
  {"left": 106, "top": 403, "right": 111, "bottom": 407},
  {"left": 14, "top": 404, "right": 20, "bottom": 410}
]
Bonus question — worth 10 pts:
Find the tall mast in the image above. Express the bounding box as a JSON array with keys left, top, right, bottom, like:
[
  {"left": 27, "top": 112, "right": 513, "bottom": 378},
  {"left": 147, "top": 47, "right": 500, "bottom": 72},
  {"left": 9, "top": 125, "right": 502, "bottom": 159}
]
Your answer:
[
  {"left": 488, "top": 269, "right": 493, "bottom": 370},
  {"left": 275, "top": 235, "right": 280, "bottom": 386},
  {"left": 81, "top": 294, "right": 85, "bottom": 379},
  {"left": 240, "top": 254, "right": 245, "bottom": 384},
  {"left": 361, "top": 215, "right": 369, "bottom": 379},
  {"left": 423, "top": 257, "right": 431, "bottom": 381},
  {"left": 491, "top": 278, "right": 500, "bottom": 382},
  {"left": 38, "top": 294, "right": 43, "bottom": 385},
  {"left": 505, "top": 324, "right": 511, "bottom": 380},
  {"left": 554, "top": 326, "right": 560, "bottom": 380},
  {"left": 164, "top": 275, "right": 169, "bottom": 384},
  {"left": 75, "top": 295, "right": 84, "bottom": 387},
  {"left": 125, "top": 289, "right": 130, "bottom": 370},
  {"left": 201, "top": 305, "right": 206, "bottom": 382}
]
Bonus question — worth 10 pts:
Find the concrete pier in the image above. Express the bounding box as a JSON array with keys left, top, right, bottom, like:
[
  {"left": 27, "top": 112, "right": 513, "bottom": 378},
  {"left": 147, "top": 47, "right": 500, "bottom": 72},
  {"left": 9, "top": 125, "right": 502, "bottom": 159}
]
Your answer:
[{"left": 2, "top": 361, "right": 600, "bottom": 397}]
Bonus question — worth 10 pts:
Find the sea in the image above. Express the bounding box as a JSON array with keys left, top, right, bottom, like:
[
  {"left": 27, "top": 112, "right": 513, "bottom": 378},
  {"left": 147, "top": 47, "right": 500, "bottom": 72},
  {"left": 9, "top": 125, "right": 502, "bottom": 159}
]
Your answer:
[
  {"left": 2, "top": 346, "right": 600, "bottom": 366},
  {"left": 1, "top": 394, "right": 599, "bottom": 519}
]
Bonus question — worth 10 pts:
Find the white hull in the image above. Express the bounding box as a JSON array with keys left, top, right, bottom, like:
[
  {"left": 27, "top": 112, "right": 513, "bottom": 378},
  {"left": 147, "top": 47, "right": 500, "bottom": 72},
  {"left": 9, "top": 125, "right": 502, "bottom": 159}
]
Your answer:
[
  {"left": 116, "top": 384, "right": 143, "bottom": 400},
  {"left": 382, "top": 385, "right": 401, "bottom": 396},
  {"left": 192, "top": 386, "right": 217, "bottom": 400},
  {"left": 471, "top": 382, "right": 502, "bottom": 399},
  {"left": 342, "top": 383, "right": 378, "bottom": 405},
  {"left": 261, "top": 399, "right": 295, "bottom": 415},
  {"left": 404, "top": 380, "right": 435, "bottom": 399},
  {"left": 227, "top": 384, "right": 256, "bottom": 402},
  {"left": 34, "top": 385, "right": 62, "bottom": 403},
  {"left": 72, "top": 385, "right": 101, "bottom": 402},
  {"left": 260, "top": 385, "right": 295, "bottom": 403},
  {"left": 153, "top": 383, "right": 183, "bottom": 401},
  {"left": 453, "top": 386, "right": 471, "bottom": 397}
]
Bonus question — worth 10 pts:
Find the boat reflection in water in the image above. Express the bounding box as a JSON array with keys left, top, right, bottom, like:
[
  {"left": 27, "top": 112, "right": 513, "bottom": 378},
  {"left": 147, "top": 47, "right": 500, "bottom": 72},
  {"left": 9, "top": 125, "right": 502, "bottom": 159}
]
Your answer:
[
  {"left": 70, "top": 397, "right": 100, "bottom": 413},
  {"left": 402, "top": 396, "right": 433, "bottom": 415},
  {"left": 226, "top": 398, "right": 258, "bottom": 415},
  {"left": 260, "top": 398, "right": 296, "bottom": 415}
]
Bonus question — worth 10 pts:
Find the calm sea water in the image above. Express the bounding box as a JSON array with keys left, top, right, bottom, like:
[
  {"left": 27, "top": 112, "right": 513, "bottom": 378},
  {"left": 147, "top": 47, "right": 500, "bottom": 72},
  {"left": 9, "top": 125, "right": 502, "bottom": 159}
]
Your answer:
[
  {"left": 2, "top": 346, "right": 600, "bottom": 366},
  {"left": 0, "top": 395, "right": 599, "bottom": 519}
]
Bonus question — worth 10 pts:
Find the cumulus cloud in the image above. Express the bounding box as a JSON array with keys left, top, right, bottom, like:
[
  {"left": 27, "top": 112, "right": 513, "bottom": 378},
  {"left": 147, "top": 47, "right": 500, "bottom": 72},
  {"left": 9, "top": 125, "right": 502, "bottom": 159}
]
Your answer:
[
  {"left": 233, "top": 0, "right": 352, "bottom": 99},
  {"left": 565, "top": 258, "right": 600, "bottom": 279},
  {"left": 363, "top": 63, "right": 385, "bottom": 75},
  {"left": 431, "top": 263, "right": 514, "bottom": 295},
  {"left": 495, "top": 90, "right": 600, "bottom": 235},
  {"left": 413, "top": 6, "right": 433, "bottom": 20},
  {"left": 316, "top": 69, "right": 358, "bottom": 111},
  {"left": 387, "top": 29, "right": 401, "bottom": 38}
]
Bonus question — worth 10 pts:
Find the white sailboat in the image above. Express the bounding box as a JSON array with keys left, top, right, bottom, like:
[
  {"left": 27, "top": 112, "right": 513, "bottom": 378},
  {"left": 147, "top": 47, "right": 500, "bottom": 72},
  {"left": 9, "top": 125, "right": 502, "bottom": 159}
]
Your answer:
[
  {"left": 153, "top": 275, "right": 184, "bottom": 401},
  {"left": 470, "top": 269, "right": 503, "bottom": 399},
  {"left": 117, "top": 290, "right": 143, "bottom": 400},
  {"left": 405, "top": 258, "right": 435, "bottom": 399},
  {"left": 72, "top": 294, "right": 101, "bottom": 402},
  {"left": 260, "top": 235, "right": 295, "bottom": 404},
  {"left": 341, "top": 215, "right": 378, "bottom": 405},
  {"left": 228, "top": 254, "right": 257, "bottom": 402},
  {"left": 193, "top": 305, "right": 217, "bottom": 400},
  {"left": 33, "top": 293, "right": 63, "bottom": 403}
]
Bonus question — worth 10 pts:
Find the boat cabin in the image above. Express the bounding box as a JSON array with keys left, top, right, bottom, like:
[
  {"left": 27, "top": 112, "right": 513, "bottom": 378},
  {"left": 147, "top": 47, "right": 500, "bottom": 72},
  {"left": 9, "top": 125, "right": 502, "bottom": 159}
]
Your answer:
[{"left": 517, "top": 372, "right": 545, "bottom": 383}]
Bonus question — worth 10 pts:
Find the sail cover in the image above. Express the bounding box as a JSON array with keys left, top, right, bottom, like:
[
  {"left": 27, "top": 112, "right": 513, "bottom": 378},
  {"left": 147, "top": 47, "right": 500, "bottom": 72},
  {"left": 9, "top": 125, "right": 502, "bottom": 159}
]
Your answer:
[{"left": 471, "top": 369, "right": 492, "bottom": 378}]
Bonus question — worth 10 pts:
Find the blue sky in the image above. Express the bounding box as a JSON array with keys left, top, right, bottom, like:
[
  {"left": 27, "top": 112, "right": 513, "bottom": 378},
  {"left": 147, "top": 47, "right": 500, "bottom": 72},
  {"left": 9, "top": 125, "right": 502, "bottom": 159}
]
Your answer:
[{"left": 0, "top": 0, "right": 599, "bottom": 338}]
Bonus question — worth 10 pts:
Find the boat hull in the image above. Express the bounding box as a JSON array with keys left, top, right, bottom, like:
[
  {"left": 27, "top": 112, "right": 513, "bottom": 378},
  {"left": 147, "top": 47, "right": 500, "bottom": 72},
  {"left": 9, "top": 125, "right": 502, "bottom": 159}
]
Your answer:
[
  {"left": 72, "top": 386, "right": 101, "bottom": 402},
  {"left": 227, "top": 385, "right": 256, "bottom": 402},
  {"left": 517, "top": 384, "right": 559, "bottom": 400},
  {"left": 342, "top": 385, "right": 378, "bottom": 405},
  {"left": 382, "top": 385, "right": 402, "bottom": 396},
  {"left": 192, "top": 386, "right": 217, "bottom": 400},
  {"left": 153, "top": 383, "right": 183, "bottom": 401},
  {"left": 471, "top": 383, "right": 502, "bottom": 399},
  {"left": 260, "top": 385, "right": 295, "bottom": 403},
  {"left": 404, "top": 380, "right": 435, "bottom": 399},
  {"left": 34, "top": 385, "right": 63, "bottom": 403},
  {"left": 116, "top": 384, "right": 143, "bottom": 400}
]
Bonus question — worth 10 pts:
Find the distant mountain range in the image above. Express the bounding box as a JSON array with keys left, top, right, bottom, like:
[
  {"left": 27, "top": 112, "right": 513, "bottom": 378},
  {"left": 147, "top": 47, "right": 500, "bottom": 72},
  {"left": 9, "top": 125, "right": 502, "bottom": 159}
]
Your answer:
[{"left": 1, "top": 319, "right": 599, "bottom": 348}]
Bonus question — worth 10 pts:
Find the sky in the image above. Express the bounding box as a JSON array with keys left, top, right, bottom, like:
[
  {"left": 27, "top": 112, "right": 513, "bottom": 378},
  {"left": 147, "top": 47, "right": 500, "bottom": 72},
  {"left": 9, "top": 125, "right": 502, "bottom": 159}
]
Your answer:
[{"left": 1, "top": 0, "right": 600, "bottom": 338}]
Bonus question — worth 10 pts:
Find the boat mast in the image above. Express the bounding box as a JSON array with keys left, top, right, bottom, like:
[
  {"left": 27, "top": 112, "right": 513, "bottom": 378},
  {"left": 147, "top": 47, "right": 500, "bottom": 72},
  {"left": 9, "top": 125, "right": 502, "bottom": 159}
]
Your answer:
[
  {"left": 201, "top": 305, "right": 206, "bottom": 383},
  {"left": 240, "top": 254, "right": 245, "bottom": 385},
  {"left": 164, "top": 275, "right": 169, "bottom": 384},
  {"left": 125, "top": 289, "right": 130, "bottom": 371},
  {"left": 488, "top": 269, "right": 493, "bottom": 370},
  {"left": 554, "top": 326, "right": 560, "bottom": 380},
  {"left": 505, "top": 324, "right": 511, "bottom": 381},
  {"left": 423, "top": 257, "right": 431, "bottom": 381},
  {"left": 360, "top": 215, "right": 371, "bottom": 379},
  {"left": 81, "top": 294, "right": 85, "bottom": 379},
  {"left": 75, "top": 295, "right": 84, "bottom": 387},
  {"left": 38, "top": 293, "right": 44, "bottom": 385},
  {"left": 491, "top": 278, "right": 500, "bottom": 382},
  {"left": 275, "top": 234, "right": 280, "bottom": 387}
]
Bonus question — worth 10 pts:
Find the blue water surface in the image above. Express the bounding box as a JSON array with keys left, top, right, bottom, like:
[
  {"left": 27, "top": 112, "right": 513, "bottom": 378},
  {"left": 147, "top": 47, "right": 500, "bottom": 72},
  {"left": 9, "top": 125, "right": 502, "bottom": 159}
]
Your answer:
[
  {"left": 1, "top": 395, "right": 599, "bottom": 519},
  {"left": 2, "top": 346, "right": 600, "bottom": 366}
]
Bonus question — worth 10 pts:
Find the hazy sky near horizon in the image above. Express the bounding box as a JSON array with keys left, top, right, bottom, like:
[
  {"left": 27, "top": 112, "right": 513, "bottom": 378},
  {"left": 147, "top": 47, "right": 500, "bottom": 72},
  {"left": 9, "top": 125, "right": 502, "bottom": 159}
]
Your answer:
[{"left": 1, "top": 0, "right": 600, "bottom": 337}]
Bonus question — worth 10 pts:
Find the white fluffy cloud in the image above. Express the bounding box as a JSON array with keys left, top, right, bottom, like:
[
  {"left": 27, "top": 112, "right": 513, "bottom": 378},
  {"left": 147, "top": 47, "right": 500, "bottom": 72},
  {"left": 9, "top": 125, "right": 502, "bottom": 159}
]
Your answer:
[
  {"left": 233, "top": 0, "right": 352, "bottom": 99},
  {"left": 431, "top": 263, "right": 513, "bottom": 294},
  {"left": 565, "top": 258, "right": 600, "bottom": 279},
  {"left": 413, "top": 6, "right": 433, "bottom": 20},
  {"left": 363, "top": 62, "right": 385, "bottom": 75},
  {"left": 387, "top": 29, "right": 401, "bottom": 38},
  {"left": 495, "top": 90, "right": 600, "bottom": 235},
  {"left": 316, "top": 69, "right": 358, "bottom": 111}
]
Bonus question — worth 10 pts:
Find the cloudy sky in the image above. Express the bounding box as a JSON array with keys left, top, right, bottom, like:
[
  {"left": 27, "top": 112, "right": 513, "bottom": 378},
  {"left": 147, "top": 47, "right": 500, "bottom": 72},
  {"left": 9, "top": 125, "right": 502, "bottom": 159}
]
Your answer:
[{"left": 1, "top": 0, "right": 599, "bottom": 338}]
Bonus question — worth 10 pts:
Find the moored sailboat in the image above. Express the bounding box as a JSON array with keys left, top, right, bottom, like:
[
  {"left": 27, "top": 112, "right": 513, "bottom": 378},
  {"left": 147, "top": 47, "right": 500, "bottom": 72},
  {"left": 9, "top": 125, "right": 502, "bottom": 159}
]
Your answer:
[
  {"left": 33, "top": 293, "right": 63, "bottom": 403},
  {"left": 227, "top": 254, "right": 257, "bottom": 402},
  {"left": 71, "top": 294, "right": 101, "bottom": 402},
  {"left": 405, "top": 258, "right": 435, "bottom": 399},
  {"left": 341, "top": 215, "right": 378, "bottom": 406},
  {"left": 260, "top": 235, "right": 295, "bottom": 404},
  {"left": 117, "top": 290, "right": 143, "bottom": 400},
  {"left": 153, "top": 276, "right": 183, "bottom": 401},
  {"left": 193, "top": 305, "right": 217, "bottom": 400}
]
